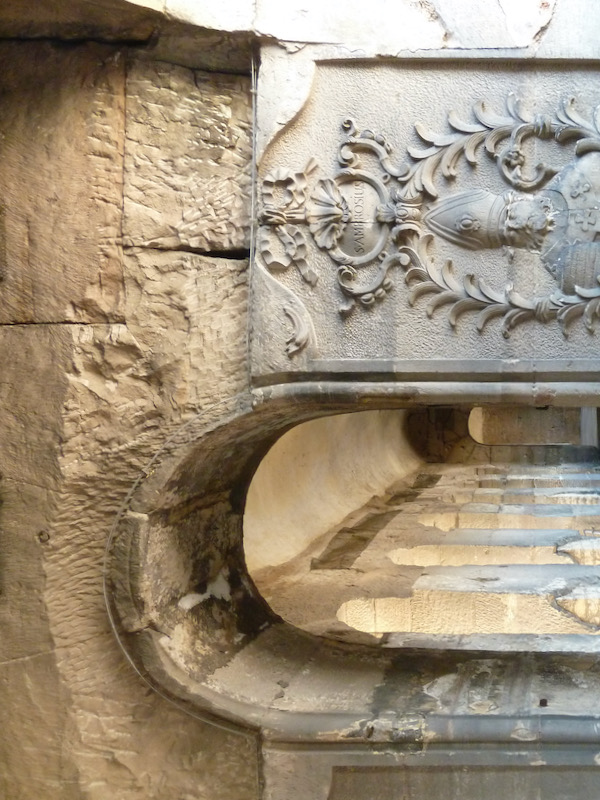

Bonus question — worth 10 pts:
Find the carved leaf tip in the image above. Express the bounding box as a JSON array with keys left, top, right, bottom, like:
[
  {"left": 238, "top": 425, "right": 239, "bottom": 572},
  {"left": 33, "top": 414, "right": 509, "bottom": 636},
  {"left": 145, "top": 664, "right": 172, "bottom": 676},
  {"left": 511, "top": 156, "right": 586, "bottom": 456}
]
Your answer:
[
  {"left": 283, "top": 304, "right": 310, "bottom": 357},
  {"left": 448, "top": 298, "right": 486, "bottom": 327}
]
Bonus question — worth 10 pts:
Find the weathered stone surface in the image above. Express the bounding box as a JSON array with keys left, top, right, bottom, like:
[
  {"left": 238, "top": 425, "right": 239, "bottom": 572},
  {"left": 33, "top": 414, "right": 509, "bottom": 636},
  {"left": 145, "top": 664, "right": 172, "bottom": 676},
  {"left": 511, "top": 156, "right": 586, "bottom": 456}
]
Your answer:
[
  {"left": 136, "top": 23, "right": 254, "bottom": 73},
  {"left": 0, "top": 38, "right": 254, "bottom": 793},
  {"left": 0, "top": 1, "right": 254, "bottom": 72},
  {"left": 252, "top": 59, "right": 600, "bottom": 396},
  {"left": 262, "top": 739, "right": 600, "bottom": 800},
  {"left": 0, "top": 325, "right": 75, "bottom": 799},
  {"left": 3, "top": 312, "right": 253, "bottom": 800},
  {"left": 0, "top": 42, "right": 125, "bottom": 323},
  {"left": 44, "top": 291, "right": 253, "bottom": 796},
  {"left": 123, "top": 60, "right": 252, "bottom": 253},
  {"left": 0, "top": 318, "right": 255, "bottom": 800},
  {"left": 123, "top": 249, "right": 249, "bottom": 414},
  {"left": 43, "top": 245, "right": 248, "bottom": 793},
  {"left": 0, "top": 325, "right": 70, "bottom": 486},
  {"left": 0, "top": 0, "right": 161, "bottom": 39}
]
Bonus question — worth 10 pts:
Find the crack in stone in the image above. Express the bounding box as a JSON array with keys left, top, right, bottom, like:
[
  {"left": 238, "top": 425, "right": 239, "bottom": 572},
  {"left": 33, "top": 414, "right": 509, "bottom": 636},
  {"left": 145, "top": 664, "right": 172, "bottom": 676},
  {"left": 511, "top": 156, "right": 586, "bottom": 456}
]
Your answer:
[
  {"left": 0, "top": 320, "right": 125, "bottom": 327},
  {"left": 123, "top": 243, "right": 250, "bottom": 260},
  {"left": 532, "top": 0, "right": 557, "bottom": 48},
  {"left": 0, "top": 34, "right": 155, "bottom": 46},
  {"left": 0, "top": 650, "right": 56, "bottom": 668}
]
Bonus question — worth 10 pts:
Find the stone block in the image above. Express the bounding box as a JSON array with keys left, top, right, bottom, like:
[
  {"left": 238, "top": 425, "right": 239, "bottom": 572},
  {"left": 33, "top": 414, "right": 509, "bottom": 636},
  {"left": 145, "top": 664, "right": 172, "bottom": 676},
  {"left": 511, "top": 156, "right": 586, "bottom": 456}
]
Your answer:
[
  {"left": 138, "top": 23, "right": 254, "bottom": 73},
  {"left": 0, "top": 42, "right": 125, "bottom": 323},
  {"left": 0, "top": 325, "right": 71, "bottom": 487},
  {"left": 123, "top": 61, "right": 252, "bottom": 253},
  {"left": 123, "top": 248, "right": 249, "bottom": 414}
]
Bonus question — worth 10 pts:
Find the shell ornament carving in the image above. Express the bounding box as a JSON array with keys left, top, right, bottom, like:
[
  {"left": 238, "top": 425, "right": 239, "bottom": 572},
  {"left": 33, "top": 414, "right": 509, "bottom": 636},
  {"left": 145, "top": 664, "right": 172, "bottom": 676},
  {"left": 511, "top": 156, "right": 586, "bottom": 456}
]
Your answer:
[{"left": 257, "top": 94, "right": 600, "bottom": 353}]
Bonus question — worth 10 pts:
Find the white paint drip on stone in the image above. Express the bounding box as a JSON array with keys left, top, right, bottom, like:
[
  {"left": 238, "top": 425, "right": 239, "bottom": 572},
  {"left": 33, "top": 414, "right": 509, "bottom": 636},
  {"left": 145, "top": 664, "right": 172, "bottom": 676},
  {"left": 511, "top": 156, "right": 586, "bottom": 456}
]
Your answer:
[{"left": 178, "top": 570, "right": 232, "bottom": 610}]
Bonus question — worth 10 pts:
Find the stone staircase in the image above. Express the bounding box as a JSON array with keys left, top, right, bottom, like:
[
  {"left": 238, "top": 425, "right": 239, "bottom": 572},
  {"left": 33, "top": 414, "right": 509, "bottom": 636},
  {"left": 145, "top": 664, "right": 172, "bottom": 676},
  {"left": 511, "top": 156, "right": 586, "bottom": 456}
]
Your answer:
[{"left": 335, "top": 461, "right": 600, "bottom": 649}]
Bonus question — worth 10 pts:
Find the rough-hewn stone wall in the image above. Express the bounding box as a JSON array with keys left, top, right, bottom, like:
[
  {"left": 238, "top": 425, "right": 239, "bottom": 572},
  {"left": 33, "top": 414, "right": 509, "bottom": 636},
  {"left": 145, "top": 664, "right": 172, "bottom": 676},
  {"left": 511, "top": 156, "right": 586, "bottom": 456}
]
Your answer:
[{"left": 0, "top": 38, "right": 258, "bottom": 800}]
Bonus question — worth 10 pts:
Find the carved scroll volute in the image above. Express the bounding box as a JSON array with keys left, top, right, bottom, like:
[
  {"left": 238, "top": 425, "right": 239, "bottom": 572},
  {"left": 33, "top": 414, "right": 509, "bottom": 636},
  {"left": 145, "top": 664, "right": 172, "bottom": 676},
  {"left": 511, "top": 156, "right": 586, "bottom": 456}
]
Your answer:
[{"left": 310, "top": 171, "right": 389, "bottom": 266}]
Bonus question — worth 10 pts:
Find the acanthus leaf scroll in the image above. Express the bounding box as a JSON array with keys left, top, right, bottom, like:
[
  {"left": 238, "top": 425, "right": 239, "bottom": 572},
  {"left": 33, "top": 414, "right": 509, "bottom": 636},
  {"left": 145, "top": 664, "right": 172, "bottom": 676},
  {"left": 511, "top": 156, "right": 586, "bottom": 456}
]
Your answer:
[{"left": 256, "top": 94, "right": 600, "bottom": 355}]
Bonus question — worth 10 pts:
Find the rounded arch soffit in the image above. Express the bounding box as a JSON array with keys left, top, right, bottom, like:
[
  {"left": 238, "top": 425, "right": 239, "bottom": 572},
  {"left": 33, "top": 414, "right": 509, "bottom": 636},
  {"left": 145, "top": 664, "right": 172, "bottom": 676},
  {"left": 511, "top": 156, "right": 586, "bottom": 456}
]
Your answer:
[
  {"left": 104, "top": 386, "right": 600, "bottom": 743},
  {"left": 105, "top": 390, "right": 417, "bottom": 740}
]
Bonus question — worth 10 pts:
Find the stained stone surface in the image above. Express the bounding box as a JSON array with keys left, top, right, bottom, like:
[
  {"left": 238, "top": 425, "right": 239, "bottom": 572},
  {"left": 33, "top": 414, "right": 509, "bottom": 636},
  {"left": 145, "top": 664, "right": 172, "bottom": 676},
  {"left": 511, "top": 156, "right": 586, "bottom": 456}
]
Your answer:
[
  {"left": 0, "top": 282, "right": 256, "bottom": 797},
  {"left": 123, "top": 60, "right": 252, "bottom": 253},
  {"left": 135, "top": 22, "right": 255, "bottom": 73}
]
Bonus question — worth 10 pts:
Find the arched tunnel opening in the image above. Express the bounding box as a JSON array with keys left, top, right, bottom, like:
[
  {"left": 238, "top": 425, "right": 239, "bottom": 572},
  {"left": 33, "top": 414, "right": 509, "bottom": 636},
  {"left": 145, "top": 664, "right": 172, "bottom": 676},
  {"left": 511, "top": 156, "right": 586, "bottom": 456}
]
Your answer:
[{"left": 244, "top": 406, "right": 600, "bottom": 650}]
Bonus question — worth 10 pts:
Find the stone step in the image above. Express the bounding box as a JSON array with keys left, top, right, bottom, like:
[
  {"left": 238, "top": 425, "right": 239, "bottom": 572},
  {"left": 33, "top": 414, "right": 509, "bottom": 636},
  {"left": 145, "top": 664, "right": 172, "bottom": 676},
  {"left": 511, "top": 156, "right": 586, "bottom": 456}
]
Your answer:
[
  {"left": 557, "top": 537, "right": 600, "bottom": 565},
  {"left": 414, "top": 505, "right": 599, "bottom": 532},
  {"left": 337, "top": 565, "right": 600, "bottom": 637},
  {"left": 270, "top": 457, "right": 600, "bottom": 646},
  {"left": 467, "top": 487, "right": 600, "bottom": 505},
  {"left": 337, "top": 589, "right": 600, "bottom": 637},
  {"left": 387, "top": 528, "right": 594, "bottom": 567},
  {"left": 452, "top": 503, "right": 600, "bottom": 531},
  {"left": 555, "top": 587, "right": 600, "bottom": 626},
  {"left": 476, "top": 462, "right": 600, "bottom": 476},
  {"left": 414, "top": 563, "right": 600, "bottom": 595},
  {"left": 393, "top": 527, "right": 586, "bottom": 547},
  {"left": 383, "top": 632, "right": 600, "bottom": 652},
  {"left": 477, "top": 475, "right": 600, "bottom": 489}
]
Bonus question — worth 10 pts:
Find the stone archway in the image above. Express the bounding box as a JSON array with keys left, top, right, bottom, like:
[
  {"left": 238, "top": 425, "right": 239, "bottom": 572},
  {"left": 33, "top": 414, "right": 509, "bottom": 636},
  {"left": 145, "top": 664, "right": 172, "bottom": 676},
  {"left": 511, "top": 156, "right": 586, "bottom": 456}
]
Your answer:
[{"left": 4, "top": 1, "right": 600, "bottom": 798}]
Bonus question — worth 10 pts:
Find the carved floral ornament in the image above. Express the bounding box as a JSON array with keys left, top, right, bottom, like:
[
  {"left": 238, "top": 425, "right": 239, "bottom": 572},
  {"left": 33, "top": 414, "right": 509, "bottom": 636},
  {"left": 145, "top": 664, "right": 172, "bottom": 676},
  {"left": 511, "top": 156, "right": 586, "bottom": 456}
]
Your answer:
[{"left": 257, "top": 95, "right": 600, "bottom": 355}]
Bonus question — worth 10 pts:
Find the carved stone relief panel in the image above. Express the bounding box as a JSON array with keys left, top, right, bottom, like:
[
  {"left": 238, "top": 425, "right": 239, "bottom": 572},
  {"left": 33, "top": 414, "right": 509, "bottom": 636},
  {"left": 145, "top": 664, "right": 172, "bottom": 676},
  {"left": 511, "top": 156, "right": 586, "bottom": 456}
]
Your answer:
[{"left": 251, "top": 57, "right": 600, "bottom": 394}]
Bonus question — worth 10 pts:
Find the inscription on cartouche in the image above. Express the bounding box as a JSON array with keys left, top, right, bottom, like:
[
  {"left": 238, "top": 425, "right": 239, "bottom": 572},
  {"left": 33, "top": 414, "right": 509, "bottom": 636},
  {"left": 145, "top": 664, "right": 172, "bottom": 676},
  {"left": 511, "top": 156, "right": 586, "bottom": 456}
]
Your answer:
[{"left": 256, "top": 95, "right": 600, "bottom": 356}]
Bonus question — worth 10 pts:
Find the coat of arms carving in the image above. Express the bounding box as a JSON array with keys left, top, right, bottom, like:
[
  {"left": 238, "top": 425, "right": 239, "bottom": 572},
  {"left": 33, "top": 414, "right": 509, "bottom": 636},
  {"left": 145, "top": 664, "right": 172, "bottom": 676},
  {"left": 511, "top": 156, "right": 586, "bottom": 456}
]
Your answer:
[{"left": 257, "top": 94, "right": 600, "bottom": 355}]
